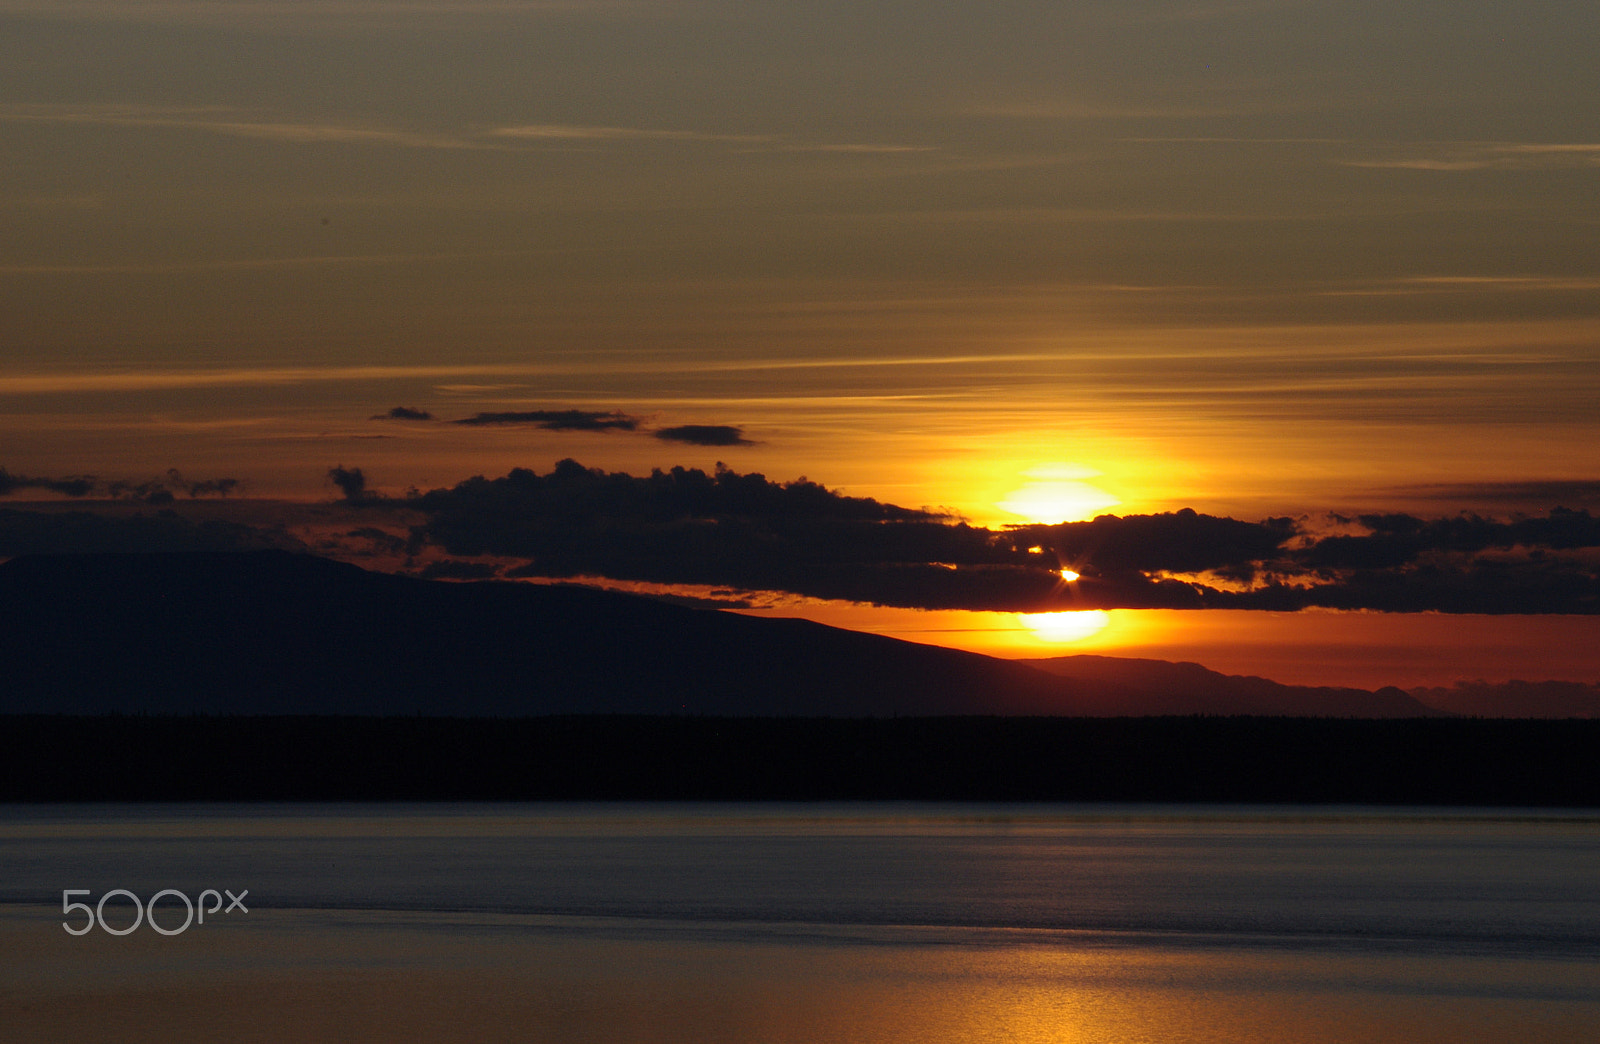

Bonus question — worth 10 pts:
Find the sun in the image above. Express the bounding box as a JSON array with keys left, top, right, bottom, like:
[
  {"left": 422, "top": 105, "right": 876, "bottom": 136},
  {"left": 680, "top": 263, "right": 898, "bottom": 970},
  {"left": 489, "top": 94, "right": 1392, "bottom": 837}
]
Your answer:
[
  {"left": 996, "top": 464, "right": 1120, "bottom": 524},
  {"left": 1020, "top": 610, "right": 1110, "bottom": 644}
]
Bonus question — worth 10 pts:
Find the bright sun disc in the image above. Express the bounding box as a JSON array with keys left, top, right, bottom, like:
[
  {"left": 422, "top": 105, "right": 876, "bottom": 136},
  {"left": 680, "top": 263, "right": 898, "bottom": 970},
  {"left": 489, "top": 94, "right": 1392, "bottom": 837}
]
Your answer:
[
  {"left": 1020, "top": 610, "right": 1109, "bottom": 644},
  {"left": 995, "top": 464, "right": 1120, "bottom": 524}
]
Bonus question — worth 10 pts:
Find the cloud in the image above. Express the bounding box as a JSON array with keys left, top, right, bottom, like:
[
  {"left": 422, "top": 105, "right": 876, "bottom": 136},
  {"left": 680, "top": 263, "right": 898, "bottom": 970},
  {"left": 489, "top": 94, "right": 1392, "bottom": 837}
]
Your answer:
[
  {"left": 0, "top": 253, "right": 505, "bottom": 278},
  {"left": 0, "top": 466, "right": 239, "bottom": 502},
  {"left": 391, "top": 461, "right": 1271, "bottom": 611},
  {"left": 0, "top": 106, "right": 926, "bottom": 161},
  {"left": 370, "top": 406, "right": 436, "bottom": 421},
  {"left": 0, "top": 468, "right": 97, "bottom": 498},
  {"left": 381, "top": 461, "right": 1600, "bottom": 614},
  {"left": 1006, "top": 509, "right": 1298, "bottom": 576},
  {"left": 1297, "top": 509, "right": 1600, "bottom": 572},
  {"left": 0, "top": 363, "right": 554, "bottom": 395},
  {"left": 489, "top": 123, "right": 770, "bottom": 145},
  {"left": 653, "top": 425, "right": 754, "bottom": 447},
  {"left": 451, "top": 410, "right": 640, "bottom": 431},
  {"left": 0, "top": 104, "right": 477, "bottom": 151},
  {"left": 0, "top": 1, "right": 660, "bottom": 28},
  {"left": 488, "top": 123, "right": 928, "bottom": 154},
  {"left": 1341, "top": 142, "right": 1600, "bottom": 173},
  {"left": 327, "top": 465, "right": 370, "bottom": 503},
  {"left": 12, "top": 460, "right": 1594, "bottom": 615}
]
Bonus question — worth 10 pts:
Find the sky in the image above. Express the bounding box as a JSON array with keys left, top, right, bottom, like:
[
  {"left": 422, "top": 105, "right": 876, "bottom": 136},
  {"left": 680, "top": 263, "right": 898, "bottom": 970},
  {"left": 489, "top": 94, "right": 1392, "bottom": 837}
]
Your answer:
[{"left": 2, "top": 0, "right": 1598, "bottom": 690}]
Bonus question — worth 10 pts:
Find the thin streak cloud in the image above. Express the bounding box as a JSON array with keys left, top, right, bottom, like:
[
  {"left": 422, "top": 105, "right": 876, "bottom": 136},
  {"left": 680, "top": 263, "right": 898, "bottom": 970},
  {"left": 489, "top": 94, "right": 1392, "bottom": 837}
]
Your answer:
[
  {"left": 0, "top": 252, "right": 500, "bottom": 276},
  {"left": 1342, "top": 142, "right": 1600, "bottom": 172},
  {"left": 490, "top": 124, "right": 771, "bottom": 145},
  {"left": 490, "top": 123, "right": 929, "bottom": 155},
  {"left": 0, "top": 365, "right": 561, "bottom": 394},
  {"left": 2, "top": 105, "right": 926, "bottom": 157},
  {"left": 0, "top": 1, "right": 665, "bottom": 26},
  {"left": 0, "top": 104, "right": 479, "bottom": 150}
]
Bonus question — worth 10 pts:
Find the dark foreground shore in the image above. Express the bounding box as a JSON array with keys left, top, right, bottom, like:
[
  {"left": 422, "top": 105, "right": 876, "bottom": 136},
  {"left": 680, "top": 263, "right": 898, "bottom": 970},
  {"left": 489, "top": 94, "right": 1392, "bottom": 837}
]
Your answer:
[{"left": 4, "top": 715, "right": 1598, "bottom": 805}]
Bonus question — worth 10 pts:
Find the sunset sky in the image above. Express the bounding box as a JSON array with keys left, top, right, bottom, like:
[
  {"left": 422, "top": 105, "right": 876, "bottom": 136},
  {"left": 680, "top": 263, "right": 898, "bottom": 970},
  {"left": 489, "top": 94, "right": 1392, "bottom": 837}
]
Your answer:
[{"left": 3, "top": 0, "right": 1598, "bottom": 690}]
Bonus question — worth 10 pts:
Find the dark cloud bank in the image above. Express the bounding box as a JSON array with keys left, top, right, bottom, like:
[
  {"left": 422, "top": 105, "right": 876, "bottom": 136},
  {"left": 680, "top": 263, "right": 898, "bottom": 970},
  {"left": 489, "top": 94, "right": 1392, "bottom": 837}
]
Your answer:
[
  {"left": 654, "top": 425, "right": 754, "bottom": 446},
  {"left": 370, "top": 406, "right": 436, "bottom": 421},
  {"left": 7, "top": 458, "right": 1597, "bottom": 615},
  {"left": 451, "top": 410, "right": 640, "bottom": 431},
  {"left": 0, "top": 467, "right": 239, "bottom": 503},
  {"left": 331, "top": 460, "right": 1600, "bottom": 615},
  {"left": 370, "top": 405, "right": 754, "bottom": 446}
]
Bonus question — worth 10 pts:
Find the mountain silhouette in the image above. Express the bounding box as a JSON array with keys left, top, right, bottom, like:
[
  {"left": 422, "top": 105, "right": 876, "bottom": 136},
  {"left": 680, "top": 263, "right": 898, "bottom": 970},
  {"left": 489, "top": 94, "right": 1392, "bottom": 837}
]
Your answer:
[
  {"left": 1021, "top": 655, "right": 1437, "bottom": 717},
  {"left": 0, "top": 551, "right": 1094, "bottom": 716},
  {"left": 1, "top": 550, "right": 1438, "bottom": 717}
]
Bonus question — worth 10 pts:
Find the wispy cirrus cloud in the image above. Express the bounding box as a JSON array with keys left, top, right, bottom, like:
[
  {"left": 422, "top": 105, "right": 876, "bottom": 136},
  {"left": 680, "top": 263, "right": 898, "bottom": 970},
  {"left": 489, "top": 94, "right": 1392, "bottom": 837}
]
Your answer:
[
  {"left": 0, "top": 252, "right": 496, "bottom": 276},
  {"left": 0, "top": 103, "right": 479, "bottom": 150},
  {"left": 489, "top": 123, "right": 770, "bottom": 145},
  {"left": 0, "top": 364, "right": 557, "bottom": 394},
  {"left": 490, "top": 122, "right": 930, "bottom": 154},
  {"left": 0, "top": 1, "right": 668, "bottom": 27},
  {"left": 1343, "top": 142, "right": 1600, "bottom": 172},
  {"left": 1320, "top": 275, "right": 1600, "bottom": 298},
  {"left": 1, "top": 104, "right": 927, "bottom": 156}
]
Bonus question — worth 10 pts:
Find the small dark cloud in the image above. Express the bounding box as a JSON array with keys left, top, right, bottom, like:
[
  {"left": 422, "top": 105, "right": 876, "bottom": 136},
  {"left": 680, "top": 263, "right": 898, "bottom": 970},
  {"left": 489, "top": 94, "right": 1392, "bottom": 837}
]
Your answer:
[
  {"left": 2, "top": 467, "right": 238, "bottom": 502},
  {"left": 166, "top": 470, "right": 240, "bottom": 499},
  {"left": 0, "top": 467, "right": 98, "bottom": 498},
  {"left": 451, "top": 410, "right": 639, "bottom": 432},
  {"left": 654, "top": 425, "right": 754, "bottom": 447},
  {"left": 327, "top": 465, "right": 370, "bottom": 503},
  {"left": 370, "top": 406, "right": 436, "bottom": 421}
]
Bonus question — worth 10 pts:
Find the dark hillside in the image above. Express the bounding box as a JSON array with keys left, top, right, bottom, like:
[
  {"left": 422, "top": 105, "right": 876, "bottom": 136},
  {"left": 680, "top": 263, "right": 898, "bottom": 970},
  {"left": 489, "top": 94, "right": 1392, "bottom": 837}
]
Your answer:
[{"left": 0, "top": 551, "right": 1106, "bottom": 717}]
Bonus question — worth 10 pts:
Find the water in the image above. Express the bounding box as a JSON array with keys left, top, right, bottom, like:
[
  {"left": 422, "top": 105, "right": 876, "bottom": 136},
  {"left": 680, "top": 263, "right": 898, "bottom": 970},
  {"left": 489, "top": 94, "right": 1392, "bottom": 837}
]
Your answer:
[{"left": 2, "top": 803, "right": 1598, "bottom": 1042}]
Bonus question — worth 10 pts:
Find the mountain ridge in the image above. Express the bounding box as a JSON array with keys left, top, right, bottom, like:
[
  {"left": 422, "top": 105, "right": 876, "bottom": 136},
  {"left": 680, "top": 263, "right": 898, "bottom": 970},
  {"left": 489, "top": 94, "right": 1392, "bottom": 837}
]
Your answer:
[{"left": 0, "top": 549, "right": 1463, "bottom": 718}]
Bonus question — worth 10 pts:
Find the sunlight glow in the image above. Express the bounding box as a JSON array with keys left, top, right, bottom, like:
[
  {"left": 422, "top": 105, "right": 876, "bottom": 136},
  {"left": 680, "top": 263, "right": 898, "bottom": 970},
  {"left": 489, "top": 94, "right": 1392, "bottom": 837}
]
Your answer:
[
  {"left": 996, "top": 464, "right": 1120, "bottom": 524},
  {"left": 1059, "top": 568, "right": 1080, "bottom": 583},
  {"left": 1020, "top": 610, "right": 1110, "bottom": 644}
]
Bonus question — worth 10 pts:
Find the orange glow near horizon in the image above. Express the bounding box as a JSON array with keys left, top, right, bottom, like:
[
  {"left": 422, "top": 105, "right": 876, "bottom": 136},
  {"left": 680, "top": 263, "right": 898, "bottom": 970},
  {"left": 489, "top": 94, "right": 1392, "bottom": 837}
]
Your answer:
[{"left": 728, "top": 600, "right": 1600, "bottom": 690}]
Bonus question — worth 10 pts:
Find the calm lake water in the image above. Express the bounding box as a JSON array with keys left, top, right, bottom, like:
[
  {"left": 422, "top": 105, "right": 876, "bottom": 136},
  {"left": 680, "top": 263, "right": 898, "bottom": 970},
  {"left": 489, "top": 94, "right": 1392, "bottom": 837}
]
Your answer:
[{"left": 2, "top": 803, "right": 1598, "bottom": 1042}]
